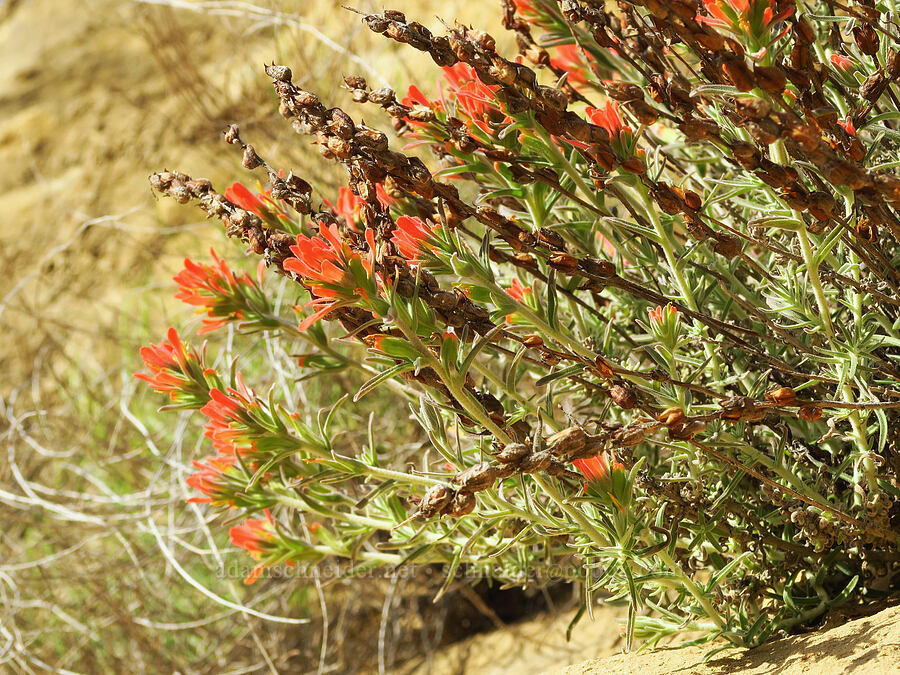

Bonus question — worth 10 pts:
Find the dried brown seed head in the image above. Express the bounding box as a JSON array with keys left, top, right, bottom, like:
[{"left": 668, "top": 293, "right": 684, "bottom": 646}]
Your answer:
[
  {"left": 265, "top": 64, "right": 292, "bottom": 82},
  {"left": 658, "top": 407, "right": 685, "bottom": 426},
  {"left": 856, "top": 218, "right": 878, "bottom": 243},
  {"left": 754, "top": 65, "right": 787, "bottom": 94},
  {"left": 241, "top": 144, "right": 263, "bottom": 170},
  {"left": 549, "top": 253, "right": 579, "bottom": 272},
  {"left": 547, "top": 427, "right": 588, "bottom": 459},
  {"left": 224, "top": 124, "right": 241, "bottom": 145},
  {"left": 445, "top": 491, "right": 476, "bottom": 517},
  {"left": 798, "top": 406, "right": 823, "bottom": 421},
  {"left": 766, "top": 387, "right": 797, "bottom": 405},
  {"left": 853, "top": 24, "right": 879, "bottom": 56},
  {"left": 609, "top": 383, "right": 637, "bottom": 409}
]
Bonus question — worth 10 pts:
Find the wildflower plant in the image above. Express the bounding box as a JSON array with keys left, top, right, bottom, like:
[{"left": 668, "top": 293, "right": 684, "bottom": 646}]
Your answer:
[{"left": 140, "top": 0, "right": 900, "bottom": 655}]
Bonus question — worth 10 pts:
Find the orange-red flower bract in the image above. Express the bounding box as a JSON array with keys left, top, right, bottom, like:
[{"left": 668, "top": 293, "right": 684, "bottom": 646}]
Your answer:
[
  {"left": 648, "top": 304, "right": 677, "bottom": 325},
  {"left": 549, "top": 44, "right": 588, "bottom": 85},
  {"left": 574, "top": 453, "right": 620, "bottom": 483},
  {"left": 697, "top": 0, "right": 794, "bottom": 36},
  {"left": 441, "top": 63, "right": 504, "bottom": 135},
  {"left": 225, "top": 182, "right": 265, "bottom": 215},
  {"left": 392, "top": 215, "right": 438, "bottom": 263},
  {"left": 503, "top": 278, "right": 534, "bottom": 324},
  {"left": 174, "top": 248, "right": 255, "bottom": 334},
  {"left": 830, "top": 54, "right": 854, "bottom": 72},
  {"left": 326, "top": 186, "right": 365, "bottom": 227},
  {"left": 186, "top": 454, "right": 238, "bottom": 505},
  {"left": 586, "top": 101, "right": 626, "bottom": 139},
  {"left": 284, "top": 222, "right": 377, "bottom": 331},
  {"left": 230, "top": 511, "right": 278, "bottom": 584},
  {"left": 574, "top": 451, "right": 628, "bottom": 509},
  {"left": 402, "top": 84, "right": 443, "bottom": 128},
  {"left": 134, "top": 328, "right": 218, "bottom": 407},
  {"left": 505, "top": 278, "right": 532, "bottom": 303},
  {"left": 225, "top": 179, "right": 289, "bottom": 224},
  {"left": 200, "top": 374, "right": 257, "bottom": 455},
  {"left": 838, "top": 118, "right": 856, "bottom": 136}
]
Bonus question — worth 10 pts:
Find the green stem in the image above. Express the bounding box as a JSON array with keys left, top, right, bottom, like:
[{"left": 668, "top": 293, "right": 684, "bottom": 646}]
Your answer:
[
  {"left": 796, "top": 227, "right": 835, "bottom": 336},
  {"left": 391, "top": 305, "right": 513, "bottom": 444},
  {"left": 628, "top": 185, "right": 723, "bottom": 379},
  {"left": 346, "top": 462, "right": 444, "bottom": 488},
  {"left": 532, "top": 474, "right": 610, "bottom": 550},
  {"left": 656, "top": 549, "right": 727, "bottom": 632}
]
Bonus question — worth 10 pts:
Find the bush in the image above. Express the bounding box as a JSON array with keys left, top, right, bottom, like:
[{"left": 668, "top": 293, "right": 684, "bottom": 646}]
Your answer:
[{"left": 141, "top": 0, "right": 900, "bottom": 653}]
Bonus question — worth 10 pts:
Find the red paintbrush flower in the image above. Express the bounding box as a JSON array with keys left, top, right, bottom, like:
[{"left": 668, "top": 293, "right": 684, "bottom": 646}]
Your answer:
[
  {"left": 186, "top": 454, "right": 239, "bottom": 505},
  {"left": 504, "top": 278, "right": 534, "bottom": 323},
  {"left": 574, "top": 451, "right": 628, "bottom": 509},
  {"left": 838, "top": 117, "right": 856, "bottom": 136},
  {"left": 230, "top": 510, "right": 279, "bottom": 584},
  {"left": 513, "top": 0, "right": 536, "bottom": 13},
  {"left": 200, "top": 374, "right": 257, "bottom": 455},
  {"left": 830, "top": 54, "right": 854, "bottom": 73},
  {"left": 401, "top": 84, "right": 443, "bottom": 129},
  {"left": 549, "top": 44, "right": 588, "bottom": 85},
  {"left": 225, "top": 178, "right": 290, "bottom": 225},
  {"left": 225, "top": 182, "right": 265, "bottom": 215},
  {"left": 284, "top": 222, "right": 377, "bottom": 331},
  {"left": 135, "top": 327, "right": 187, "bottom": 393},
  {"left": 391, "top": 215, "right": 438, "bottom": 263},
  {"left": 186, "top": 453, "right": 275, "bottom": 509},
  {"left": 648, "top": 304, "right": 677, "bottom": 325},
  {"left": 403, "top": 84, "right": 432, "bottom": 108},
  {"left": 134, "top": 328, "right": 218, "bottom": 407},
  {"left": 441, "top": 64, "right": 504, "bottom": 135},
  {"left": 325, "top": 187, "right": 365, "bottom": 227},
  {"left": 375, "top": 183, "right": 395, "bottom": 209},
  {"left": 174, "top": 249, "right": 256, "bottom": 334},
  {"left": 505, "top": 278, "right": 532, "bottom": 303},
  {"left": 587, "top": 101, "right": 627, "bottom": 139},
  {"left": 574, "top": 452, "right": 623, "bottom": 483},
  {"left": 697, "top": 0, "right": 794, "bottom": 36}
]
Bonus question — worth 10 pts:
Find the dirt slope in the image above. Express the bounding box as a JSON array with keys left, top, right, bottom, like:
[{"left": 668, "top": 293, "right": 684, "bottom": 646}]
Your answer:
[{"left": 560, "top": 604, "right": 899, "bottom": 675}]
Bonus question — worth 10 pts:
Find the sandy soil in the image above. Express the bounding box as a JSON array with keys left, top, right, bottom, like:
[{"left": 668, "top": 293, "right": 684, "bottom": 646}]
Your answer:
[
  {"left": 399, "top": 604, "right": 625, "bottom": 675},
  {"left": 560, "top": 604, "right": 900, "bottom": 675},
  {"left": 399, "top": 602, "right": 899, "bottom": 675}
]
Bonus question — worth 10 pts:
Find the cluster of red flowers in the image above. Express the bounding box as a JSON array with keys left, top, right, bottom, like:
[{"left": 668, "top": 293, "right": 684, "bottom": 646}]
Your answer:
[
  {"left": 587, "top": 102, "right": 629, "bottom": 140},
  {"left": 229, "top": 510, "right": 282, "bottom": 584},
  {"left": 134, "top": 328, "right": 219, "bottom": 408},
  {"left": 186, "top": 455, "right": 240, "bottom": 506},
  {"left": 225, "top": 180, "right": 288, "bottom": 225},
  {"left": 560, "top": 100, "right": 634, "bottom": 158},
  {"left": 174, "top": 249, "right": 263, "bottom": 334},
  {"left": 325, "top": 186, "right": 394, "bottom": 228},
  {"left": 391, "top": 215, "right": 438, "bottom": 264},
  {"left": 403, "top": 63, "right": 509, "bottom": 137},
  {"left": 697, "top": 0, "right": 794, "bottom": 46},
  {"left": 284, "top": 222, "right": 377, "bottom": 331},
  {"left": 505, "top": 278, "right": 531, "bottom": 303},
  {"left": 548, "top": 44, "right": 589, "bottom": 85},
  {"left": 200, "top": 374, "right": 259, "bottom": 456},
  {"left": 284, "top": 211, "right": 440, "bottom": 330},
  {"left": 443, "top": 63, "right": 506, "bottom": 135}
]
